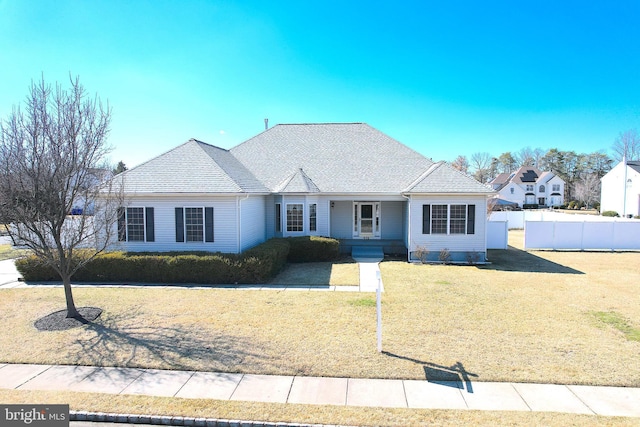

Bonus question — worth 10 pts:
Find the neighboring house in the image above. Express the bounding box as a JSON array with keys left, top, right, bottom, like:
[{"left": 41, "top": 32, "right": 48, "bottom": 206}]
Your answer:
[
  {"left": 70, "top": 168, "right": 114, "bottom": 215},
  {"left": 489, "top": 167, "right": 564, "bottom": 208},
  {"left": 112, "top": 123, "right": 494, "bottom": 262},
  {"left": 600, "top": 159, "right": 640, "bottom": 217}
]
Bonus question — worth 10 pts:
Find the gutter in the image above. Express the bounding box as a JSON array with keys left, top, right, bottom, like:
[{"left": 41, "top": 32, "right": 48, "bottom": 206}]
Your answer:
[
  {"left": 401, "top": 193, "right": 411, "bottom": 262},
  {"left": 237, "top": 193, "right": 250, "bottom": 253}
]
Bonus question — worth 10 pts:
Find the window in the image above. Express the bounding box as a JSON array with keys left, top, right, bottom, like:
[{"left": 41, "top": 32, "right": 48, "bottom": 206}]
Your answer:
[
  {"left": 422, "top": 204, "right": 475, "bottom": 235},
  {"left": 526, "top": 184, "right": 534, "bottom": 192},
  {"left": 286, "top": 204, "right": 303, "bottom": 232},
  {"left": 275, "top": 203, "right": 281, "bottom": 232},
  {"left": 552, "top": 184, "right": 560, "bottom": 192},
  {"left": 431, "top": 204, "right": 448, "bottom": 234},
  {"left": 510, "top": 187, "right": 514, "bottom": 194},
  {"left": 185, "top": 207, "right": 204, "bottom": 242},
  {"left": 309, "top": 203, "right": 317, "bottom": 232},
  {"left": 539, "top": 185, "right": 545, "bottom": 192},
  {"left": 117, "top": 207, "right": 154, "bottom": 242},
  {"left": 126, "top": 207, "right": 145, "bottom": 241},
  {"left": 175, "top": 207, "right": 214, "bottom": 242},
  {"left": 449, "top": 205, "right": 467, "bottom": 234}
]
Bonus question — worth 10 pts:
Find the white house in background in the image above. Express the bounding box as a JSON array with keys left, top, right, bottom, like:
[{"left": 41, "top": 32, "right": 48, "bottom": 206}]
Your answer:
[
  {"left": 600, "top": 159, "right": 640, "bottom": 217},
  {"left": 111, "top": 123, "right": 495, "bottom": 262},
  {"left": 489, "top": 166, "right": 565, "bottom": 208}
]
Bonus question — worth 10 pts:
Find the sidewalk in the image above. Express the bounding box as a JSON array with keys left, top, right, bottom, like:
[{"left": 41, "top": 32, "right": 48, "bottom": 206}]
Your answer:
[
  {"left": 1, "top": 363, "right": 640, "bottom": 417},
  {"left": 0, "top": 259, "right": 382, "bottom": 293}
]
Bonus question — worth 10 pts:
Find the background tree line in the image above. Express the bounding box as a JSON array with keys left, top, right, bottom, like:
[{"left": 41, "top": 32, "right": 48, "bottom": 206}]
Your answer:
[{"left": 450, "top": 129, "right": 640, "bottom": 209}]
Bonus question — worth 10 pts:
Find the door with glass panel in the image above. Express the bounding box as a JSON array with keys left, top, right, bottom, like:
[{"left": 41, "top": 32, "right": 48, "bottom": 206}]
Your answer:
[{"left": 354, "top": 202, "right": 380, "bottom": 238}]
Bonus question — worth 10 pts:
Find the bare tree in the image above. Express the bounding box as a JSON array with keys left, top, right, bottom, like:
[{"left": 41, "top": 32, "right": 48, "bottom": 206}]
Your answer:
[
  {"left": 532, "top": 148, "right": 545, "bottom": 168},
  {"left": 612, "top": 129, "right": 640, "bottom": 161},
  {"left": 497, "top": 152, "right": 517, "bottom": 173},
  {"left": 451, "top": 155, "right": 469, "bottom": 174},
  {"left": 574, "top": 173, "right": 601, "bottom": 209},
  {"left": 0, "top": 76, "right": 122, "bottom": 318},
  {"left": 470, "top": 152, "right": 492, "bottom": 183},
  {"left": 515, "top": 147, "right": 535, "bottom": 167}
]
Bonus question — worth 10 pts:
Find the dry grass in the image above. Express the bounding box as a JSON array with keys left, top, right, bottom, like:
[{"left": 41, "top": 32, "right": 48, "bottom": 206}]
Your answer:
[
  {"left": 269, "top": 258, "right": 359, "bottom": 286},
  {"left": 0, "top": 244, "right": 28, "bottom": 261},
  {"left": 0, "top": 389, "right": 636, "bottom": 427},
  {"left": 0, "top": 230, "right": 639, "bottom": 389}
]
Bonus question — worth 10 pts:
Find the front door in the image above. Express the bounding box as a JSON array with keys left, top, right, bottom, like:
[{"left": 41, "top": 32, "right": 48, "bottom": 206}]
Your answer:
[{"left": 354, "top": 202, "right": 380, "bottom": 238}]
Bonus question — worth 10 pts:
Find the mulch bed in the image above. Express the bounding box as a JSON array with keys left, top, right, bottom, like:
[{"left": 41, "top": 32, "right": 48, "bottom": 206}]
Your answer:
[{"left": 34, "top": 307, "right": 102, "bottom": 331}]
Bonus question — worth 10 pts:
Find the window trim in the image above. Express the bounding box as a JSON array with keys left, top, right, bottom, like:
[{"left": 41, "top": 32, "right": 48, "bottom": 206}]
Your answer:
[
  {"left": 422, "top": 203, "right": 475, "bottom": 235},
  {"left": 309, "top": 203, "right": 317, "bottom": 232},
  {"left": 118, "top": 206, "right": 154, "bottom": 242},
  {"left": 175, "top": 206, "right": 214, "bottom": 243},
  {"left": 286, "top": 203, "right": 304, "bottom": 232}
]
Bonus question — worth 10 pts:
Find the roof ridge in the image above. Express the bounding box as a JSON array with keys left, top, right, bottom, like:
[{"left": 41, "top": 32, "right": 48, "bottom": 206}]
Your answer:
[{"left": 403, "top": 162, "right": 443, "bottom": 192}]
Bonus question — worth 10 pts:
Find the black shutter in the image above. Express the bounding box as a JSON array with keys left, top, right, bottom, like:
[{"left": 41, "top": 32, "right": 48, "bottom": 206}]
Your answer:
[
  {"left": 175, "top": 207, "right": 184, "bottom": 242},
  {"left": 205, "top": 207, "right": 214, "bottom": 242},
  {"left": 117, "top": 207, "right": 126, "bottom": 241},
  {"left": 145, "top": 207, "right": 155, "bottom": 242},
  {"left": 467, "top": 205, "right": 475, "bottom": 235},
  {"left": 422, "top": 205, "right": 430, "bottom": 234}
]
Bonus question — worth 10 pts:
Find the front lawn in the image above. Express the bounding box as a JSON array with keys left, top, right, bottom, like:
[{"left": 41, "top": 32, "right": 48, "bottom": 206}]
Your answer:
[{"left": 1, "top": 231, "right": 639, "bottom": 387}]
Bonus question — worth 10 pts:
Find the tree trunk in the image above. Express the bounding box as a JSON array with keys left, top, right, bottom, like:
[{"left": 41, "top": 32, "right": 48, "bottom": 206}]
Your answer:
[{"left": 63, "top": 278, "right": 79, "bottom": 318}]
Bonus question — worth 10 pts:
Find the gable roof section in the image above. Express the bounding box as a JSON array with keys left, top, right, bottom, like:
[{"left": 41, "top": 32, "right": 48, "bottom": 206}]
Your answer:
[
  {"left": 274, "top": 168, "right": 321, "bottom": 193},
  {"left": 516, "top": 167, "right": 540, "bottom": 183},
  {"left": 404, "top": 162, "right": 494, "bottom": 194},
  {"left": 628, "top": 160, "right": 640, "bottom": 174},
  {"left": 230, "top": 123, "right": 435, "bottom": 193},
  {"left": 115, "top": 139, "right": 267, "bottom": 194}
]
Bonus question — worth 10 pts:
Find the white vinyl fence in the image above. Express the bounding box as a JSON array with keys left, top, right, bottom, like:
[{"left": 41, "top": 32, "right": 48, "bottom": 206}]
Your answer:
[
  {"left": 490, "top": 210, "right": 639, "bottom": 228},
  {"left": 486, "top": 220, "right": 508, "bottom": 249},
  {"left": 488, "top": 211, "right": 640, "bottom": 251},
  {"left": 524, "top": 220, "right": 640, "bottom": 250}
]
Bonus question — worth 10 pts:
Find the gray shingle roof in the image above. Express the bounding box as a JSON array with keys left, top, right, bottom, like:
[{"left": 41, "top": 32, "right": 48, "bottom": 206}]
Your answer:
[
  {"left": 274, "top": 168, "right": 321, "bottom": 193},
  {"left": 115, "top": 139, "right": 267, "bottom": 193},
  {"left": 230, "top": 123, "right": 435, "bottom": 193},
  {"left": 116, "top": 123, "right": 493, "bottom": 196},
  {"left": 404, "top": 162, "right": 494, "bottom": 194},
  {"left": 627, "top": 160, "right": 640, "bottom": 174}
]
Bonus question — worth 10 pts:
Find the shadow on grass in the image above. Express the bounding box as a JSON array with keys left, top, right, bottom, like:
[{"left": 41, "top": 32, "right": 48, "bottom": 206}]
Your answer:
[
  {"left": 382, "top": 351, "right": 478, "bottom": 392},
  {"left": 484, "top": 246, "right": 584, "bottom": 274},
  {"left": 70, "top": 308, "right": 262, "bottom": 371}
]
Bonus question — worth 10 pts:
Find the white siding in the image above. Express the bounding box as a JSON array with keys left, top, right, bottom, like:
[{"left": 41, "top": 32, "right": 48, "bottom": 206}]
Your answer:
[
  {"left": 240, "top": 195, "right": 266, "bottom": 251},
  {"left": 329, "top": 201, "right": 353, "bottom": 238},
  {"left": 264, "top": 195, "right": 276, "bottom": 239},
  {"left": 115, "top": 195, "right": 240, "bottom": 253},
  {"left": 497, "top": 184, "right": 526, "bottom": 207},
  {"left": 601, "top": 162, "right": 640, "bottom": 217},
  {"left": 408, "top": 195, "right": 488, "bottom": 255},
  {"left": 381, "top": 201, "right": 404, "bottom": 239}
]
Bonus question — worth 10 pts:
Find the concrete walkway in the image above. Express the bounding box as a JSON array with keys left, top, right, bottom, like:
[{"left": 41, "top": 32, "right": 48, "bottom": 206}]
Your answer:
[
  {"left": 0, "top": 258, "right": 382, "bottom": 293},
  {"left": 1, "top": 363, "right": 639, "bottom": 418}
]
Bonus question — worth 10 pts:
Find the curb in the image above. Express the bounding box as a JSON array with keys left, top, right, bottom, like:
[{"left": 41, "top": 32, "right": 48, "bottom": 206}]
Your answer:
[{"left": 71, "top": 410, "right": 355, "bottom": 427}]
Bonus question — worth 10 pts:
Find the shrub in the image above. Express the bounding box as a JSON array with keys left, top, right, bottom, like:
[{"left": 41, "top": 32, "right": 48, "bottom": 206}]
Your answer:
[
  {"left": 438, "top": 248, "right": 452, "bottom": 264},
  {"left": 286, "top": 236, "right": 339, "bottom": 263},
  {"left": 16, "top": 238, "right": 291, "bottom": 285},
  {"left": 414, "top": 245, "right": 430, "bottom": 264},
  {"left": 602, "top": 211, "right": 619, "bottom": 217}
]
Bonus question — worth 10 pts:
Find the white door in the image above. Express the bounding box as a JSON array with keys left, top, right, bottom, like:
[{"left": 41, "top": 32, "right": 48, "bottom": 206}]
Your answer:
[{"left": 354, "top": 202, "right": 380, "bottom": 238}]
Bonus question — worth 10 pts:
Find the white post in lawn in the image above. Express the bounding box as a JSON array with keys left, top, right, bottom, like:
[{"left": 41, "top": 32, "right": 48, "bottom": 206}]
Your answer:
[{"left": 376, "top": 270, "right": 382, "bottom": 352}]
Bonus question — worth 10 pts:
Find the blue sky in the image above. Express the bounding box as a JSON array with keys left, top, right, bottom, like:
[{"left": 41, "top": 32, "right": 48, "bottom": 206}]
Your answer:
[{"left": 1, "top": 1, "right": 639, "bottom": 167}]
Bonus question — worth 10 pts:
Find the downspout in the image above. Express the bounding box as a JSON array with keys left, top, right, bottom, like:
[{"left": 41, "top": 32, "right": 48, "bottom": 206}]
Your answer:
[
  {"left": 402, "top": 193, "right": 411, "bottom": 262},
  {"left": 237, "top": 193, "right": 250, "bottom": 253}
]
